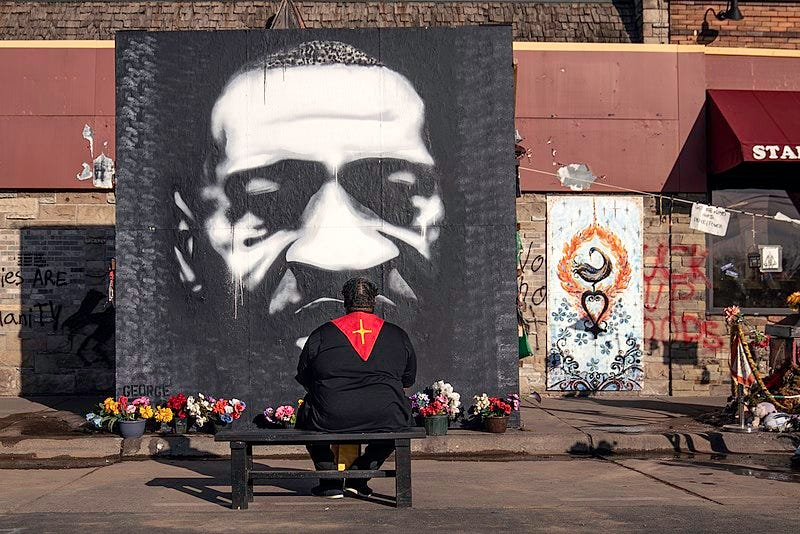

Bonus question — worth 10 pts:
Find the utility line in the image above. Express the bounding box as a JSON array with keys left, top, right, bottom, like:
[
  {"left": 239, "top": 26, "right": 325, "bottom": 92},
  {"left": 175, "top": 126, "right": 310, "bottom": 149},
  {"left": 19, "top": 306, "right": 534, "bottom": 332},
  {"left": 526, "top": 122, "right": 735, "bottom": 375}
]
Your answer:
[{"left": 519, "top": 166, "right": 800, "bottom": 226}]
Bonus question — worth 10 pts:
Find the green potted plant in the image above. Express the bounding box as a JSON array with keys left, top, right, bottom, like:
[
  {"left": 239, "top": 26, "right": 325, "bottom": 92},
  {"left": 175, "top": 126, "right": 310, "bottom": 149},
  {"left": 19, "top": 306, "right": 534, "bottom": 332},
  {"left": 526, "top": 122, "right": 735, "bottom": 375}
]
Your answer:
[
  {"left": 86, "top": 396, "right": 154, "bottom": 439},
  {"left": 411, "top": 380, "right": 461, "bottom": 436}
]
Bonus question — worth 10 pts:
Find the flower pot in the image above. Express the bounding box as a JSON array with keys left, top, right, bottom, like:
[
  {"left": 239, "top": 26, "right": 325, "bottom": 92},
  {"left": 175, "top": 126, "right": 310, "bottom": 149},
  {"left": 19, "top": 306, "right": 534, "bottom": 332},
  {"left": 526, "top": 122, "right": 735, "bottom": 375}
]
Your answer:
[
  {"left": 211, "top": 421, "right": 229, "bottom": 435},
  {"left": 483, "top": 416, "right": 509, "bottom": 434},
  {"left": 423, "top": 415, "right": 448, "bottom": 436},
  {"left": 118, "top": 419, "right": 146, "bottom": 439},
  {"left": 171, "top": 417, "right": 189, "bottom": 434}
]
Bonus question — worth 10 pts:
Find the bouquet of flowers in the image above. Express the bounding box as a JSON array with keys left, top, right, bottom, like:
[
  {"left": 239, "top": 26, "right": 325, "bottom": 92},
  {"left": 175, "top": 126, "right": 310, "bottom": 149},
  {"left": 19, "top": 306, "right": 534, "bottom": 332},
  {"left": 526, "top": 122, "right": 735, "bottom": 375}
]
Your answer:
[
  {"left": 86, "top": 395, "right": 154, "bottom": 431},
  {"left": 211, "top": 398, "right": 247, "bottom": 425},
  {"left": 166, "top": 393, "right": 188, "bottom": 421},
  {"left": 264, "top": 399, "right": 302, "bottom": 427},
  {"left": 410, "top": 380, "right": 461, "bottom": 419},
  {"left": 186, "top": 393, "right": 214, "bottom": 427},
  {"left": 723, "top": 305, "right": 743, "bottom": 327},
  {"left": 470, "top": 393, "right": 520, "bottom": 419}
]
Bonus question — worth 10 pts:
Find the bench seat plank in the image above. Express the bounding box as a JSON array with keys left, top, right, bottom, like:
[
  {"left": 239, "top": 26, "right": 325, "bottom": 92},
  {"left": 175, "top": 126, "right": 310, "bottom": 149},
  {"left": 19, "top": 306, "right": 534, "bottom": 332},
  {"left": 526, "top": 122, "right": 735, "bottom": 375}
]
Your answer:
[
  {"left": 250, "top": 469, "right": 395, "bottom": 480},
  {"left": 215, "top": 428, "right": 426, "bottom": 443}
]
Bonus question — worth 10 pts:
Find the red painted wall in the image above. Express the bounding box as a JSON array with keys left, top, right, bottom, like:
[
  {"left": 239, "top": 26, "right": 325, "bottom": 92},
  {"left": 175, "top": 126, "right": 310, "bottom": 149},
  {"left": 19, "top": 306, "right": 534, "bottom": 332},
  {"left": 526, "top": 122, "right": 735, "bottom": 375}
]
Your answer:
[
  {"left": 0, "top": 46, "right": 115, "bottom": 190},
  {"left": 514, "top": 47, "right": 800, "bottom": 193}
]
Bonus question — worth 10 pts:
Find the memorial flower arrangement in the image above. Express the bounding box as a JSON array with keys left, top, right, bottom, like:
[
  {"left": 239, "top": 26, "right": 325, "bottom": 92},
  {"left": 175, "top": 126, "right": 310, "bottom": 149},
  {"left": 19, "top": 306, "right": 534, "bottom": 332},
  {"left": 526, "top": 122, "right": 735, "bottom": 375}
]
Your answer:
[
  {"left": 186, "top": 393, "right": 214, "bottom": 427},
  {"left": 723, "top": 305, "right": 743, "bottom": 327},
  {"left": 211, "top": 398, "right": 247, "bottom": 425},
  {"left": 264, "top": 399, "right": 302, "bottom": 427},
  {"left": 724, "top": 305, "right": 770, "bottom": 356},
  {"left": 86, "top": 395, "right": 154, "bottom": 431},
  {"left": 469, "top": 393, "right": 520, "bottom": 419},
  {"left": 166, "top": 393, "right": 188, "bottom": 420},
  {"left": 410, "top": 380, "right": 461, "bottom": 419}
]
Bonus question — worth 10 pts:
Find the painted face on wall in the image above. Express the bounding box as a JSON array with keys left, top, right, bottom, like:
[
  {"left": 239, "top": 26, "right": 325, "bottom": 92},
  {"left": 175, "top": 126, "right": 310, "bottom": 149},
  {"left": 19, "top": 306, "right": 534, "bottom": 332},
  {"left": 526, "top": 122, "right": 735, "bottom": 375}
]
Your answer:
[{"left": 174, "top": 41, "right": 444, "bottom": 342}]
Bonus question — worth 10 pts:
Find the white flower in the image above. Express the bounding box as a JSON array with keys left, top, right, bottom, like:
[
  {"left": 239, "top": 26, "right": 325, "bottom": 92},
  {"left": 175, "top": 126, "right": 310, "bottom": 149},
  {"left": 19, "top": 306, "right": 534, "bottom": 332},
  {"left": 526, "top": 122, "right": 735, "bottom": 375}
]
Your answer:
[{"left": 224, "top": 405, "right": 234, "bottom": 414}]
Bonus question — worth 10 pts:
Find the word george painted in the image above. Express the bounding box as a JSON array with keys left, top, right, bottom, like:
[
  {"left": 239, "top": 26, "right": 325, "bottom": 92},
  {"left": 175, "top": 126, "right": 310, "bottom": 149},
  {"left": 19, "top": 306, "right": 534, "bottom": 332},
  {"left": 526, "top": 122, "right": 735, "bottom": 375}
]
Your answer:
[
  {"left": 120, "top": 384, "right": 171, "bottom": 398},
  {"left": 752, "top": 145, "right": 800, "bottom": 160},
  {"left": 0, "top": 267, "right": 68, "bottom": 288}
]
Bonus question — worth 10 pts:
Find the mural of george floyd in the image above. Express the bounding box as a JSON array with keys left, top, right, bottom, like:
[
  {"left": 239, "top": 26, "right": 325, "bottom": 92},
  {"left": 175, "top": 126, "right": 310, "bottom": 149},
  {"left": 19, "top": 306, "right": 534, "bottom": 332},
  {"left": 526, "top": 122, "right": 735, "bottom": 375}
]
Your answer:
[{"left": 115, "top": 27, "right": 517, "bottom": 423}]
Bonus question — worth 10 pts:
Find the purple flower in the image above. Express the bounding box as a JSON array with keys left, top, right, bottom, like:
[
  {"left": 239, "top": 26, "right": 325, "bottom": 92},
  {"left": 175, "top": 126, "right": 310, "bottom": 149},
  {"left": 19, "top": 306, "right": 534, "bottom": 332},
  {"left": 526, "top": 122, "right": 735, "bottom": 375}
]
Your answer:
[{"left": 263, "top": 407, "right": 276, "bottom": 424}]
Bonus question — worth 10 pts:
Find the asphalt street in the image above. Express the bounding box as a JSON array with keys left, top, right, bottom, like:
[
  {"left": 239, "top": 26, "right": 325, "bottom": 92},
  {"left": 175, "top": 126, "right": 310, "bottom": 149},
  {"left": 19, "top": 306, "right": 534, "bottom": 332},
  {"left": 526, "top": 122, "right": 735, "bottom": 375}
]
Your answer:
[{"left": 0, "top": 454, "right": 798, "bottom": 533}]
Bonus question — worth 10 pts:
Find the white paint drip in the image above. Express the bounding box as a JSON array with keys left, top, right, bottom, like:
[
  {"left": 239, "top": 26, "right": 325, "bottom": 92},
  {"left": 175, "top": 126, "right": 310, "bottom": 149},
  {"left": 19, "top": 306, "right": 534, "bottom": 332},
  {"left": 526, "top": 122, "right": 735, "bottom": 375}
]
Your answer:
[{"left": 295, "top": 337, "right": 309, "bottom": 349}]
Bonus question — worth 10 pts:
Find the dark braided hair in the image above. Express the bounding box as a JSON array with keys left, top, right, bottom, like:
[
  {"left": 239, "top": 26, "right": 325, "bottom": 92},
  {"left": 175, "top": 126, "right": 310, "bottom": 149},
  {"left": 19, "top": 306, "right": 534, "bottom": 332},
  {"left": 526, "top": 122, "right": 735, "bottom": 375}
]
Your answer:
[{"left": 342, "top": 277, "right": 378, "bottom": 313}]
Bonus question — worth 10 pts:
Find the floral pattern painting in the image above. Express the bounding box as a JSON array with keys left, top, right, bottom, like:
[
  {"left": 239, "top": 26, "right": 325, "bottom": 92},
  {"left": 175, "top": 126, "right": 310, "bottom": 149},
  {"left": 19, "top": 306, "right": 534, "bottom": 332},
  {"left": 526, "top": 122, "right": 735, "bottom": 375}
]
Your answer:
[{"left": 546, "top": 196, "right": 644, "bottom": 391}]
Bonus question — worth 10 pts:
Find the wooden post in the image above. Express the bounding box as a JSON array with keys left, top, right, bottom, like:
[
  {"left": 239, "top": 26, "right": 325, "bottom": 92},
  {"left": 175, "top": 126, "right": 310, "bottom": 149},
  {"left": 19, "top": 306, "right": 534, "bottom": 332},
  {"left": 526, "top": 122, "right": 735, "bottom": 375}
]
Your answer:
[
  {"left": 246, "top": 443, "right": 254, "bottom": 502},
  {"left": 394, "top": 439, "right": 412, "bottom": 508},
  {"left": 230, "top": 441, "right": 248, "bottom": 510}
]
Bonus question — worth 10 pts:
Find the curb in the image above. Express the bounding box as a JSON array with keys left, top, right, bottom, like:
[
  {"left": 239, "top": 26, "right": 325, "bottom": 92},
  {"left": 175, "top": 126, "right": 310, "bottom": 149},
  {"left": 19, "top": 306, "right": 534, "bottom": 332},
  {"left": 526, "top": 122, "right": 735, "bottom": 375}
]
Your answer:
[{"left": 1, "top": 429, "right": 797, "bottom": 465}]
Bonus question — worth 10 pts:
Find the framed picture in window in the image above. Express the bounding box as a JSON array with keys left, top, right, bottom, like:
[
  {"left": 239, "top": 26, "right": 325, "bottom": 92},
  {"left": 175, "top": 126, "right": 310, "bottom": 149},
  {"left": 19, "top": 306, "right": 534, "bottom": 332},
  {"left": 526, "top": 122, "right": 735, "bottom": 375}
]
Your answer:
[{"left": 759, "top": 245, "right": 782, "bottom": 273}]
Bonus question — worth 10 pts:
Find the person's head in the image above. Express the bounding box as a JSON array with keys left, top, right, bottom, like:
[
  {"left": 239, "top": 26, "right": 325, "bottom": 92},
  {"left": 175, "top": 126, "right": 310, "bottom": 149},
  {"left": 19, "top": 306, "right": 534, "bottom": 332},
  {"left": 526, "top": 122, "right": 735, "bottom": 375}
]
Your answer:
[
  {"left": 342, "top": 277, "right": 378, "bottom": 313},
  {"left": 174, "top": 40, "right": 444, "bottom": 333}
]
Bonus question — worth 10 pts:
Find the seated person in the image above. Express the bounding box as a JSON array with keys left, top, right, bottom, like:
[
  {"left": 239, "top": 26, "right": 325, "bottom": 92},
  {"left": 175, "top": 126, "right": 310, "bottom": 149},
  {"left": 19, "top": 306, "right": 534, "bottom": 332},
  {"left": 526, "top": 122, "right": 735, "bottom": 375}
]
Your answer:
[{"left": 295, "top": 277, "right": 417, "bottom": 499}]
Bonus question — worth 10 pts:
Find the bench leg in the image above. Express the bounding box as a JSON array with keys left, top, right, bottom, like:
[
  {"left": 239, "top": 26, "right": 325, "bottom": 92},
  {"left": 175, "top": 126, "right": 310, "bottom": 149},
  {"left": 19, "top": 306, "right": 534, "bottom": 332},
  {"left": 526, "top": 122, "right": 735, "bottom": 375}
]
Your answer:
[
  {"left": 247, "top": 443, "right": 254, "bottom": 502},
  {"left": 394, "top": 439, "right": 412, "bottom": 508},
  {"left": 231, "top": 441, "right": 248, "bottom": 510}
]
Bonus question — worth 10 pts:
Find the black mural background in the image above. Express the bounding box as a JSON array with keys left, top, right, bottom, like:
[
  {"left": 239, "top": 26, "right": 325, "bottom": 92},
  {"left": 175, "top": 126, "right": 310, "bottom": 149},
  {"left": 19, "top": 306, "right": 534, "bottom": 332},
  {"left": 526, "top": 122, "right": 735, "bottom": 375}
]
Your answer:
[{"left": 115, "top": 27, "right": 517, "bottom": 425}]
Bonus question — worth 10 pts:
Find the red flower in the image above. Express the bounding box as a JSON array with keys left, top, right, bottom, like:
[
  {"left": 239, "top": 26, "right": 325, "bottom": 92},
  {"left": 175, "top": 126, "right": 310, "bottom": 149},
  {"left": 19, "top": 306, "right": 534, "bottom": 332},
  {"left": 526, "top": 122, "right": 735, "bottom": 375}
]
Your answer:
[
  {"left": 117, "top": 396, "right": 129, "bottom": 411},
  {"left": 212, "top": 399, "right": 228, "bottom": 415},
  {"left": 167, "top": 393, "right": 187, "bottom": 411}
]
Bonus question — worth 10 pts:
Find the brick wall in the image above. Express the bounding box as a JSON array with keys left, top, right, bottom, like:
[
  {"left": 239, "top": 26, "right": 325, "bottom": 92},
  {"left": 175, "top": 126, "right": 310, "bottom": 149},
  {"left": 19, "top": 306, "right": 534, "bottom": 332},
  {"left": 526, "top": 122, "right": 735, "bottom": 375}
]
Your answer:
[
  {"left": 670, "top": 1, "right": 800, "bottom": 49},
  {"left": 0, "top": 192, "right": 115, "bottom": 396},
  {"left": 0, "top": 1, "right": 640, "bottom": 42},
  {"left": 516, "top": 193, "right": 748, "bottom": 397}
]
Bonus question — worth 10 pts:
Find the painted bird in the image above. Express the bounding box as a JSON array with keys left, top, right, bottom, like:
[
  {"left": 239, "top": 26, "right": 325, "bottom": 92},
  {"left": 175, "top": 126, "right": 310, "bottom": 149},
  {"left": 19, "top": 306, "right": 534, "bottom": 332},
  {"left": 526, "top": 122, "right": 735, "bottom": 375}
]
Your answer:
[{"left": 572, "top": 247, "right": 613, "bottom": 285}]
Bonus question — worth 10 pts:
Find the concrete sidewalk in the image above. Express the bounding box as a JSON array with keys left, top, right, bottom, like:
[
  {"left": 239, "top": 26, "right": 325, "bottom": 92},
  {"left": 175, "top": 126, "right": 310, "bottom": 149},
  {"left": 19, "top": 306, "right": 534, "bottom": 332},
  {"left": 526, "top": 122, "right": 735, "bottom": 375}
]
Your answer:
[{"left": 0, "top": 395, "right": 797, "bottom": 466}]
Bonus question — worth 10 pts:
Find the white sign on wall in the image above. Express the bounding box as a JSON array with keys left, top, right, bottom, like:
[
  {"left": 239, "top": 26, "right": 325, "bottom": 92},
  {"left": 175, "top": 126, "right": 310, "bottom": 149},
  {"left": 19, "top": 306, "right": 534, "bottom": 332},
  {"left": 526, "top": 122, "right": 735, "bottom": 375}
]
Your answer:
[
  {"left": 752, "top": 145, "right": 800, "bottom": 160},
  {"left": 690, "top": 203, "right": 730, "bottom": 237}
]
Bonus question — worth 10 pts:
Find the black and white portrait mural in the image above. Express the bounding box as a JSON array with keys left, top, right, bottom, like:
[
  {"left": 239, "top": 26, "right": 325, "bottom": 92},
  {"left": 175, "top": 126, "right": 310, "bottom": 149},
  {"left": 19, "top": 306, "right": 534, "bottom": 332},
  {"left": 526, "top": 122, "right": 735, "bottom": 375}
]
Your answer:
[{"left": 115, "top": 28, "right": 516, "bottom": 418}]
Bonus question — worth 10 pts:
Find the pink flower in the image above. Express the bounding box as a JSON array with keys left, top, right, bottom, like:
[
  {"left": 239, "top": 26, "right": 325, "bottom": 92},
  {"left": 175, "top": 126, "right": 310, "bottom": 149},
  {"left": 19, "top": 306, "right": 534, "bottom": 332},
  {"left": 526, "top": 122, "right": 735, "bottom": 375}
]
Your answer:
[
  {"left": 131, "top": 396, "right": 150, "bottom": 406},
  {"left": 275, "top": 405, "right": 295, "bottom": 420},
  {"left": 125, "top": 404, "right": 137, "bottom": 414}
]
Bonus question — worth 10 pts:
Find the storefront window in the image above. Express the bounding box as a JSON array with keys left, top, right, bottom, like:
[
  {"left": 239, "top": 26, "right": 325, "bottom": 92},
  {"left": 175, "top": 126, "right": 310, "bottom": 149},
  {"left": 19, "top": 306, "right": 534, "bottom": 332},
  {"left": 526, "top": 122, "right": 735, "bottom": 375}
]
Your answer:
[{"left": 709, "top": 189, "right": 800, "bottom": 313}]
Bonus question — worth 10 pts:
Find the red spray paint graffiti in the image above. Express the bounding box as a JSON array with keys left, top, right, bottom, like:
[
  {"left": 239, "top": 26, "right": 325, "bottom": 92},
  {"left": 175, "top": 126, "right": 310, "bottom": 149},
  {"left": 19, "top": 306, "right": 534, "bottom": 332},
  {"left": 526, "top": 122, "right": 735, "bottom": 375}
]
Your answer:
[{"left": 643, "top": 243, "right": 725, "bottom": 350}]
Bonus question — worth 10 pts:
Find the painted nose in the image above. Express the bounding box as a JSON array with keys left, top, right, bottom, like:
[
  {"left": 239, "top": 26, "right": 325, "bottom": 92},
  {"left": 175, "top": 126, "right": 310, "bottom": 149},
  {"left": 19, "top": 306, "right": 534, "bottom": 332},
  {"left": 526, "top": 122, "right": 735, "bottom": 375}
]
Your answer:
[{"left": 285, "top": 181, "right": 399, "bottom": 270}]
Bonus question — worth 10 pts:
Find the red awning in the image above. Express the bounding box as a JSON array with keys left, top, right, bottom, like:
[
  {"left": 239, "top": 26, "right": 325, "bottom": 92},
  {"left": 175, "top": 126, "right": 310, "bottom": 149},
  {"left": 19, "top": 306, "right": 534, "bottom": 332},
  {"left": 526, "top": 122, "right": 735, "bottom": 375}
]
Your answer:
[{"left": 707, "top": 90, "right": 800, "bottom": 174}]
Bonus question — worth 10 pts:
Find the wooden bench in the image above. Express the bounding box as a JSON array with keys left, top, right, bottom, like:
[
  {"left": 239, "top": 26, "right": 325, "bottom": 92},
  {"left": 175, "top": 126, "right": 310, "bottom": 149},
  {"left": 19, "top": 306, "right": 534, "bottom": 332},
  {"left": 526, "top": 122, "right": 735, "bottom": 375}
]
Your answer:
[{"left": 214, "top": 428, "right": 426, "bottom": 510}]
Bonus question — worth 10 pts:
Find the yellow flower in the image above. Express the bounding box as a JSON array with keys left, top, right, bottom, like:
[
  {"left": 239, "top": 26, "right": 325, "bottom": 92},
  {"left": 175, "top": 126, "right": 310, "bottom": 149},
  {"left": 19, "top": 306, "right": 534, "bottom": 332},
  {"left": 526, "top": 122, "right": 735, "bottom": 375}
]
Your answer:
[
  {"left": 139, "top": 405, "right": 154, "bottom": 419},
  {"left": 103, "top": 397, "right": 119, "bottom": 415},
  {"left": 787, "top": 291, "right": 800, "bottom": 308},
  {"left": 155, "top": 407, "right": 173, "bottom": 423},
  {"left": 297, "top": 398, "right": 304, "bottom": 406}
]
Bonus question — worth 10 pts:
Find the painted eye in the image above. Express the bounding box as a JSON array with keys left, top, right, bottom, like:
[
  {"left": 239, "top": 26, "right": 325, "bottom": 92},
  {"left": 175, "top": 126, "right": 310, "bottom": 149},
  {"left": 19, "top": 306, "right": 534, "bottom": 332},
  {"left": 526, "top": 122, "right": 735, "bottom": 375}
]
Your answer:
[
  {"left": 387, "top": 170, "right": 417, "bottom": 186},
  {"left": 245, "top": 178, "right": 280, "bottom": 195}
]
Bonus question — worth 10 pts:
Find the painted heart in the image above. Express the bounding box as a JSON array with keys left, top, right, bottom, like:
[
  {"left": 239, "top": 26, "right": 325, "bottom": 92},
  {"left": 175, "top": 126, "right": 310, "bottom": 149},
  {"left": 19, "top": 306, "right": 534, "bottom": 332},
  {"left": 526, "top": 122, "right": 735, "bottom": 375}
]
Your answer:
[{"left": 581, "top": 290, "right": 610, "bottom": 329}]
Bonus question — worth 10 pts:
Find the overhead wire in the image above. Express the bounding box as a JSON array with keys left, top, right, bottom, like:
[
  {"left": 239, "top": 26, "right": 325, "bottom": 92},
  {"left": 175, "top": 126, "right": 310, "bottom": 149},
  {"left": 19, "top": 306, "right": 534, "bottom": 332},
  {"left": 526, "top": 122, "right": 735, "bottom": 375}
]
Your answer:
[{"left": 519, "top": 166, "right": 800, "bottom": 226}]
